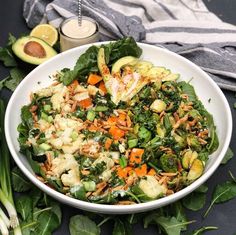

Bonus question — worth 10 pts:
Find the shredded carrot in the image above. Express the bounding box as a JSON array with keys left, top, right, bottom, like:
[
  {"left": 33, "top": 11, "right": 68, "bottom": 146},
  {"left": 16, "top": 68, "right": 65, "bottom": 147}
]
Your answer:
[
  {"left": 67, "top": 80, "right": 79, "bottom": 91},
  {"left": 78, "top": 98, "right": 93, "bottom": 109},
  {"left": 119, "top": 113, "right": 126, "bottom": 121},
  {"left": 98, "top": 81, "right": 107, "bottom": 94},
  {"left": 134, "top": 164, "right": 147, "bottom": 177},
  {"left": 117, "top": 166, "right": 132, "bottom": 178},
  {"left": 87, "top": 74, "right": 103, "bottom": 85},
  {"left": 109, "top": 126, "right": 125, "bottom": 140},
  {"left": 104, "top": 138, "right": 112, "bottom": 150},
  {"left": 88, "top": 125, "right": 100, "bottom": 132},
  {"left": 107, "top": 116, "right": 118, "bottom": 124},
  {"left": 129, "top": 148, "right": 144, "bottom": 165},
  {"left": 147, "top": 168, "right": 156, "bottom": 176}
]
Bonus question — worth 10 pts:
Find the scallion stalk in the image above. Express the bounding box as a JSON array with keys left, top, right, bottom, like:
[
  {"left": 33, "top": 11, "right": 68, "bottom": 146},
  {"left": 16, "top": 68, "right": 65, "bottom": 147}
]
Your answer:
[
  {"left": 0, "top": 208, "right": 10, "bottom": 228},
  {"left": 0, "top": 215, "right": 9, "bottom": 235},
  {"left": 0, "top": 99, "right": 22, "bottom": 234}
]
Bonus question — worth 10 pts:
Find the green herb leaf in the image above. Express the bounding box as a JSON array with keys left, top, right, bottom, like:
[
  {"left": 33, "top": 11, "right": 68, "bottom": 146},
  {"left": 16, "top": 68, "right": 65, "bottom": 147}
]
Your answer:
[
  {"left": 15, "top": 195, "right": 33, "bottom": 221},
  {"left": 204, "top": 181, "right": 236, "bottom": 217},
  {"left": 11, "top": 167, "right": 32, "bottom": 192},
  {"left": 221, "top": 147, "right": 234, "bottom": 165},
  {"left": 69, "top": 215, "right": 101, "bottom": 235},
  {"left": 190, "top": 226, "right": 218, "bottom": 235},
  {"left": 0, "top": 47, "right": 17, "bottom": 67},
  {"left": 7, "top": 33, "right": 17, "bottom": 46},
  {"left": 4, "top": 67, "right": 26, "bottom": 91},
  {"left": 144, "top": 215, "right": 190, "bottom": 235}
]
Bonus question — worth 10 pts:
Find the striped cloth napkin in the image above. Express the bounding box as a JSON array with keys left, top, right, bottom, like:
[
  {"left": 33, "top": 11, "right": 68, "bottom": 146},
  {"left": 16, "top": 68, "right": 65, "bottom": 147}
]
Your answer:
[{"left": 23, "top": 0, "right": 236, "bottom": 91}]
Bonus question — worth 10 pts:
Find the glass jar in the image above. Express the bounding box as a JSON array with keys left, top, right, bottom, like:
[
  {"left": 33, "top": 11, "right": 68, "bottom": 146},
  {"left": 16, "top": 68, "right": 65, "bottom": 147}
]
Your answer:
[{"left": 59, "top": 16, "right": 99, "bottom": 52}]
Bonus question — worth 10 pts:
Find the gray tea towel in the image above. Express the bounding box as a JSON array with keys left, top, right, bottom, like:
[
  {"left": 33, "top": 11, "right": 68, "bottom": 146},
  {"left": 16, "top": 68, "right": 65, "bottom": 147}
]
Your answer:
[{"left": 23, "top": 0, "right": 236, "bottom": 91}]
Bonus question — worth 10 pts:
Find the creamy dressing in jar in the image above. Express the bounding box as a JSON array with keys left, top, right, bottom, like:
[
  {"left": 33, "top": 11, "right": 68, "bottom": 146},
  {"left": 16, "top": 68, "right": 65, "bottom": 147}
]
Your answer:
[{"left": 59, "top": 16, "right": 99, "bottom": 51}]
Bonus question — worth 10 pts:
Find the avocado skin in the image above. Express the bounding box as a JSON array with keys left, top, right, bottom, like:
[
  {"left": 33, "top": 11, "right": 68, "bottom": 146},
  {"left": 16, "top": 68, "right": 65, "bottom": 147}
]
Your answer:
[{"left": 12, "top": 36, "right": 57, "bottom": 65}]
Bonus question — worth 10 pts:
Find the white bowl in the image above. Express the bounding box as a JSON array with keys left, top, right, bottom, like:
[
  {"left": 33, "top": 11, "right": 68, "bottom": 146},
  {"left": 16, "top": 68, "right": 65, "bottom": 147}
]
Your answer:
[{"left": 5, "top": 42, "right": 232, "bottom": 214}]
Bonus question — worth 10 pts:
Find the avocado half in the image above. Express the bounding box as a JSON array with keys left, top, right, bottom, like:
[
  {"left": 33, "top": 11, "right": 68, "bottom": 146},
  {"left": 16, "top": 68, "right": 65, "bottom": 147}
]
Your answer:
[{"left": 12, "top": 36, "right": 57, "bottom": 65}]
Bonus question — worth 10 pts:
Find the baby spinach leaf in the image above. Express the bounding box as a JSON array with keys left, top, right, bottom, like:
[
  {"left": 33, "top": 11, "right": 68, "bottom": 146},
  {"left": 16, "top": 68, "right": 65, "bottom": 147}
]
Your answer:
[
  {"left": 182, "top": 185, "right": 208, "bottom": 211},
  {"left": 11, "top": 167, "right": 32, "bottom": 192},
  {"left": 178, "top": 81, "right": 197, "bottom": 102},
  {"left": 189, "top": 226, "right": 218, "bottom": 235},
  {"left": 35, "top": 210, "right": 60, "bottom": 235},
  {"left": 182, "top": 192, "right": 206, "bottom": 211},
  {"left": 15, "top": 195, "right": 33, "bottom": 221},
  {"left": 195, "top": 184, "right": 208, "bottom": 193},
  {"left": 69, "top": 215, "right": 101, "bottom": 235},
  {"left": 221, "top": 147, "right": 234, "bottom": 165},
  {"left": 204, "top": 181, "right": 236, "bottom": 217}
]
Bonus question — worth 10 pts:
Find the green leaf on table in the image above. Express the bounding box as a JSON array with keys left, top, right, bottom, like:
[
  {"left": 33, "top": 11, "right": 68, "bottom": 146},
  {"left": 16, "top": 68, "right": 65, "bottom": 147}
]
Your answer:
[
  {"left": 0, "top": 77, "right": 8, "bottom": 90},
  {"left": 112, "top": 219, "right": 126, "bottom": 235},
  {"left": 204, "top": 180, "right": 236, "bottom": 217},
  {"left": 144, "top": 210, "right": 195, "bottom": 235},
  {"left": 49, "top": 201, "right": 62, "bottom": 224},
  {"left": 221, "top": 147, "right": 234, "bottom": 164},
  {"left": 0, "top": 47, "right": 17, "bottom": 67},
  {"left": 144, "top": 215, "right": 187, "bottom": 235},
  {"left": 11, "top": 167, "right": 32, "bottom": 192},
  {"left": 171, "top": 202, "right": 188, "bottom": 231},
  {"left": 69, "top": 215, "right": 100, "bottom": 235},
  {"left": 29, "top": 186, "right": 43, "bottom": 207},
  {"left": 182, "top": 185, "right": 208, "bottom": 211},
  {"left": 7, "top": 33, "right": 17, "bottom": 46},
  {"left": 189, "top": 226, "right": 218, "bottom": 235},
  {"left": 21, "top": 220, "right": 38, "bottom": 235},
  {"left": 34, "top": 210, "right": 60, "bottom": 235},
  {"left": 4, "top": 67, "right": 26, "bottom": 91},
  {"left": 15, "top": 195, "right": 33, "bottom": 221},
  {"left": 126, "top": 213, "right": 145, "bottom": 225}
]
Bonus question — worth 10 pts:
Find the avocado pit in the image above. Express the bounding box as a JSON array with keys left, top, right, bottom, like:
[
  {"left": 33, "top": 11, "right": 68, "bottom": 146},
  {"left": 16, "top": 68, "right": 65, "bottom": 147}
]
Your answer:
[{"left": 23, "top": 41, "right": 47, "bottom": 58}]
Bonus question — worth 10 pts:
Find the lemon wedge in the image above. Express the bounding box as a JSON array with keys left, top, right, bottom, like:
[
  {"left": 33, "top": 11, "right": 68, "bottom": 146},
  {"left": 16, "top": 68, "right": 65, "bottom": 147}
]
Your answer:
[{"left": 30, "top": 24, "right": 58, "bottom": 46}]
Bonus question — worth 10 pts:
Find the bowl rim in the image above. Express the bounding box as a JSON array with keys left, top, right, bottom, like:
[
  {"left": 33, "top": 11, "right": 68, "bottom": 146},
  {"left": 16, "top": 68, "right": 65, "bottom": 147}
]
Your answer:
[{"left": 5, "top": 41, "right": 233, "bottom": 214}]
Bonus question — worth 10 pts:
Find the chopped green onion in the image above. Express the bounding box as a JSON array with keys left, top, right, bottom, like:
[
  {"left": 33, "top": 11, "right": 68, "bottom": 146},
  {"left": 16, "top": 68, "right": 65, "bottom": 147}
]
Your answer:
[
  {"left": 87, "top": 110, "right": 96, "bottom": 121},
  {"left": 128, "top": 139, "right": 138, "bottom": 148},
  {"left": 40, "top": 112, "right": 48, "bottom": 121},
  {"left": 82, "top": 181, "right": 96, "bottom": 192},
  {"left": 119, "top": 156, "right": 127, "bottom": 168},
  {"left": 43, "top": 104, "right": 51, "bottom": 112},
  {"left": 39, "top": 143, "right": 51, "bottom": 151},
  {"left": 95, "top": 106, "right": 108, "bottom": 112}
]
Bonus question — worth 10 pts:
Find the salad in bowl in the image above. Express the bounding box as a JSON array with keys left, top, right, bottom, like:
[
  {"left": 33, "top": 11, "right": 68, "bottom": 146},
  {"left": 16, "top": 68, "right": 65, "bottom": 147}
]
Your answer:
[{"left": 17, "top": 38, "right": 219, "bottom": 205}]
